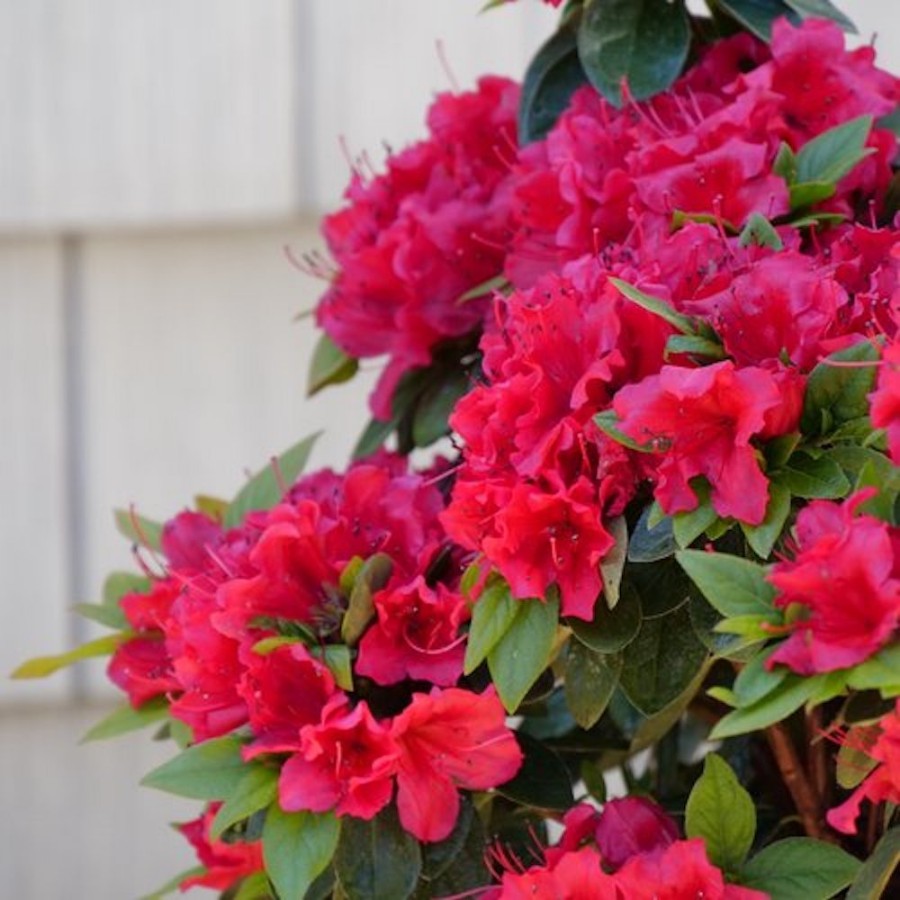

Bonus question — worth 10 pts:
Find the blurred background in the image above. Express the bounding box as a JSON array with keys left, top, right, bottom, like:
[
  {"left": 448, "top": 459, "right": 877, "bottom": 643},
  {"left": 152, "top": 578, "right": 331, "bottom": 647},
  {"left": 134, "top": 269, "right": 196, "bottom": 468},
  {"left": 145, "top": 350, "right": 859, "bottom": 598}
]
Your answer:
[{"left": 0, "top": 1, "right": 895, "bottom": 896}]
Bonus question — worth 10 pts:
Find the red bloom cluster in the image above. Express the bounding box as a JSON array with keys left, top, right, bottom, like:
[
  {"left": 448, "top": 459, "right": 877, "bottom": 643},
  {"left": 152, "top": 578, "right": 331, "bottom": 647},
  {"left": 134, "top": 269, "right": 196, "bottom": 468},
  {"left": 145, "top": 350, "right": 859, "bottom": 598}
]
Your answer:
[
  {"left": 441, "top": 18, "right": 900, "bottom": 619},
  {"left": 766, "top": 490, "right": 900, "bottom": 674},
  {"left": 107, "top": 457, "right": 522, "bottom": 844},
  {"left": 485, "top": 799, "right": 766, "bottom": 899},
  {"left": 316, "top": 76, "right": 520, "bottom": 418}
]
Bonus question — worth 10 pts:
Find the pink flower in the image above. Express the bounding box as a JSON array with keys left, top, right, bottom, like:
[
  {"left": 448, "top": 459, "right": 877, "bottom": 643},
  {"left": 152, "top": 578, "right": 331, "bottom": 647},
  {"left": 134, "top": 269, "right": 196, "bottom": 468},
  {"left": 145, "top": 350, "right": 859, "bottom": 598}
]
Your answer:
[
  {"left": 594, "top": 797, "right": 679, "bottom": 870},
  {"left": 391, "top": 687, "right": 523, "bottom": 842},
  {"left": 107, "top": 636, "right": 180, "bottom": 708},
  {"left": 767, "top": 492, "right": 900, "bottom": 675},
  {"left": 871, "top": 341, "right": 900, "bottom": 464}
]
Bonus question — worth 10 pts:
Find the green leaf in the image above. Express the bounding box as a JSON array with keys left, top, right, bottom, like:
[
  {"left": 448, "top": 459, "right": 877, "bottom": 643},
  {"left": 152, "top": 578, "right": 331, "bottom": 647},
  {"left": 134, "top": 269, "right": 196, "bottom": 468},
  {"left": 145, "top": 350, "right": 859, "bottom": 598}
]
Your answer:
[
  {"left": 71, "top": 602, "right": 128, "bottom": 630},
  {"left": 463, "top": 578, "right": 520, "bottom": 674},
  {"left": 715, "top": 0, "right": 799, "bottom": 41},
  {"left": 311, "top": 644, "right": 354, "bottom": 692},
  {"left": 665, "top": 333, "right": 727, "bottom": 361},
  {"left": 307, "top": 333, "right": 358, "bottom": 397},
  {"left": 495, "top": 732, "right": 574, "bottom": 811},
  {"left": 710, "top": 673, "right": 821, "bottom": 739},
  {"left": 847, "top": 644, "right": 900, "bottom": 693},
  {"left": 352, "top": 416, "right": 395, "bottom": 460},
  {"left": 210, "top": 766, "right": 279, "bottom": 840},
  {"left": 568, "top": 579, "right": 641, "bottom": 654},
  {"left": 412, "top": 369, "right": 469, "bottom": 448},
  {"left": 224, "top": 432, "right": 321, "bottom": 528},
  {"left": 577, "top": 0, "right": 690, "bottom": 106},
  {"left": 685, "top": 754, "right": 756, "bottom": 874},
  {"left": 417, "top": 799, "right": 489, "bottom": 898},
  {"left": 789, "top": 180, "right": 836, "bottom": 209},
  {"left": 619, "top": 601, "right": 709, "bottom": 715},
  {"left": 739, "top": 213, "right": 784, "bottom": 250},
  {"left": 802, "top": 340, "right": 880, "bottom": 436},
  {"left": 740, "top": 481, "right": 791, "bottom": 558},
  {"left": 263, "top": 806, "right": 340, "bottom": 900},
  {"left": 607, "top": 277, "right": 697, "bottom": 334},
  {"left": 104, "top": 571, "right": 151, "bottom": 606},
  {"left": 519, "top": 18, "right": 588, "bottom": 144},
  {"left": 140, "top": 866, "right": 206, "bottom": 900},
  {"left": 341, "top": 553, "right": 393, "bottom": 646},
  {"left": 594, "top": 408, "right": 655, "bottom": 452},
  {"left": 600, "top": 515, "right": 627, "bottom": 608},
  {"left": 774, "top": 141, "right": 798, "bottom": 182},
  {"left": 732, "top": 646, "right": 788, "bottom": 708},
  {"left": 564, "top": 643, "right": 621, "bottom": 728},
  {"left": 836, "top": 726, "right": 879, "bottom": 789},
  {"left": 783, "top": 0, "right": 856, "bottom": 31},
  {"left": 628, "top": 505, "right": 676, "bottom": 563},
  {"left": 11, "top": 632, "right": 128, "bottom": 679},
  {"left": 80, "top": 697, "right": 169, "bottom": 742},
  {"left": 419, "top": 795, "right": 476, "bottom": 882},
  {"left": 488, "top": 594, "right": 560, "bottom": 712},
  {"left": 114, "top": 508, "right": 163, "bottom": 551},
  {"left": 741, "top": 837, "right": 861, "bottom": 899},
  {"left": 334, "top": 805, "right": 421, "bottom": 900},
  {"left": 141, "top": 736, "right": 247, "bottom": 800},
  {"left": 775, "top": 451, "right": 851, "bottom": 499},
  {"left": 673, "top": 482, "right": 719, "bottom": 548},
  {"left": 676, "top": 550, "right": 776, "bottom": 619},
  {"left": 796, "top": 115, "right": 874, "bottom": 185},
  {"left": 231, "top": 871, "right": 274, "bottom": 900},
  {"left": 847, "top": 827, "right": 900, "bottom": 899},
  {"left": 456, "top": 273, "right": 509, "bottom": 305}
]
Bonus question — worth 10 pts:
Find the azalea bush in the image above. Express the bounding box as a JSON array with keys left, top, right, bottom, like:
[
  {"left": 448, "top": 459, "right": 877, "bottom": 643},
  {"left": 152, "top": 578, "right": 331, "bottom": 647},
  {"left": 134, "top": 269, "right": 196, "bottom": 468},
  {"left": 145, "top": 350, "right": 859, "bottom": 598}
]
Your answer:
[{"left": 16, "top": 0, "right": 900, "bottom": 897}]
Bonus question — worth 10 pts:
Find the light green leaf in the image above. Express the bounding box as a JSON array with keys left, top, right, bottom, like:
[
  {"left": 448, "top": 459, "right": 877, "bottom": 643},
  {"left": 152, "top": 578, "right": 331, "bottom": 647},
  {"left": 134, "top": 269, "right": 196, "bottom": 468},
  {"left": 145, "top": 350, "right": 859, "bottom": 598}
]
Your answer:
[
  {"left": 665, "top": 334, "right": 727, "bottom": 361},
  {"left": 341, "top": 553, "right": 393, "bottom": 646},
  {"left": 775, "top": 451, "right": 851, "bottom": 499},
  {"left": 741, "top": 837, "right": 861, "bottom": 899},
  {"left": 795, "top": 115, "right": 873, "bottom": 186},
  {"left": 11, "top": 633, "right": 129, "bottom": 679},
  {"left": 710, "top": 673, "right": 821, "bottom": 739},
  {"left": 263, "top": 806, "right": 340, "bottom": 900},
  {"left": 845, "top": 827, "right": 900, "bottom": 899},
  {"left": 686, "top": 754, "right": 756, "bottom": 874},
  {"left": 307, "top": 333, "right": 358, "bottom": 397},
  {"left": 600, "top": 515, "right": 627, "bottom": 608},
  {"left": 140, "top": 866, "right": 206, "bottom": 900},
  {"left": 224, "top": 432, "right": 321, "bottom": 527},
  {"left": 81, "top": 697, "right": 169, "bottom": 743},
  {"left": 114, "top": 508, "right": 163, "bottom": 551},
  {"left": 673, "top": 481, "right": 719, "bottom": 548},
  {"left": 739, "top": 213, "right": 784, "bottom": 250},
  {"left": 732, "top": 646, "right": 788, "bottom": 708},
  {"left": 676, "top": 550, "right": 776, "bottom": 619},
  {"left": 311, "top": 644, "right": 354, "bottom": 692},
  {"left": 140, "top": 736, "right": 247, "bottom": 800},
  {"left": 740, "top": 481, "right": 791, "bottom": 558},
  {"left": 607, "top": 277, "right": 697, "bottom": 334},
  {"left": 210, "top": 766, "right": 279, "bottom": 840},
  {"left": 463, "top": 578, "right": 520, "bottom": 674}
]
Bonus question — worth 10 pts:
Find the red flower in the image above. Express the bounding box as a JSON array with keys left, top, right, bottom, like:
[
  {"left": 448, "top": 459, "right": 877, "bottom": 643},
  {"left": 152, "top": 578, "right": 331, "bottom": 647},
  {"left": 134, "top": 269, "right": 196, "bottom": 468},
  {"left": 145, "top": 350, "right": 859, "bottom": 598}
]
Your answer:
[
  {"left": 490, "top": 846, "right": 618, "bottom": 900},
  {"left": 278, "top": 696, "right": 399, "bottom": 820},
  {"left": 871, "top": 341, "right": 900, "bottom": 464},
  {"left": 107, "top": 636, "right": 180, "bottom": 708},
  {"left": 767, "top": 491, "right": 900, "bottom": 674},
  {"left": 594, "top": 797, "right": 679, "bottom": 870},
  {"left": 391, "top": 687, "right": 522, "bottom": 842},
  {"left": 613, "top": 361, "right": 785, "bottom": 525}
]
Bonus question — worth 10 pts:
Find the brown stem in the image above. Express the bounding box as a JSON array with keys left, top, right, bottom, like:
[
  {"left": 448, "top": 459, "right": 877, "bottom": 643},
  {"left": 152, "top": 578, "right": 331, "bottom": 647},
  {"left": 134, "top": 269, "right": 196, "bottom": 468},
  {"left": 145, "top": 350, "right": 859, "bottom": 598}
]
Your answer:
[
  {"left": 766, "top": 722, "right": 834, "bottom": 842},
  {"left": 806, "top": 707, "right": 830, "bottom": 808}
]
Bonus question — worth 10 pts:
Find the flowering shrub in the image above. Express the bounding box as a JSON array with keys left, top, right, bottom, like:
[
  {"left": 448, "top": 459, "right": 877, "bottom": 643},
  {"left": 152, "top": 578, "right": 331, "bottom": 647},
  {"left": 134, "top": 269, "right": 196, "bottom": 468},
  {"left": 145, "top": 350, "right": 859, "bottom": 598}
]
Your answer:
[{"left": 15, "top": 0, "right": 900, "bottom": 897}]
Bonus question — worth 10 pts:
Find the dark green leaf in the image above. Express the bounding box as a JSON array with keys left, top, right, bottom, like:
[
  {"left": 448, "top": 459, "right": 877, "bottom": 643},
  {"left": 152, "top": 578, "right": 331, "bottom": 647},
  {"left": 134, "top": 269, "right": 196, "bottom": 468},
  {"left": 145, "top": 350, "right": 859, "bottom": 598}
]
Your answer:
[
  {"left": 564, "top": 643, "right": 621, "bottom": 728},
  {"left": 619, "top": 601, "right": 709, "bottom": 715},
  {"left": 796, "top": 115, "right": 873, "bottom": 185},
  {"left": 568, "top": 579, "right": 641, "bottom": 653},
  {"left": 417, "top": 800, "right": 488, "bottom": 898},
  {"left": 710, "top": 673, "right": 821, "bottom": 739},
  {"left": 715, "top": 0, "right": 799, "bottom": 41},
  {"left": 741, "top": 837, "right": 861, "bottom": 899},
  {"left": 420, "top": 795, "right": 476, "bottom": 882},
  {"left": 352, "top": 416, "right": 395, "bottom": 460},
  {"left": 685, "top": 754, "right": 756, "bottom": 873},
  {"left": 263, "top": 806, "right": 340, "bottom": 900},
  {"left": 775, "top": 451, "right": 851, "bottom": 499},
  {"left": 307, "top": 333, "right": 358, "bottom": 397},
  {"left": 341, "top": 553, "right": 393, "bottom": 646},
  {"left": 740, "top": 481, "right": 791, "bottom": 558},
  {"left": 577, "top": 0, "right": 690, "bottom": 106},
  {"left": 412, "top": 369, "right": 469, "bottom": 448},
  {"left": 463, "top": 577, "right": 520, "bottom": 674},
  {"left": 739, "top": 213, "right": 784, "bottom": 250},
  {"left": 783, "top": 0, "right": 856, "bottom": 31},
  {"left": 519, "top": 18, "right": 588, "bottom": 144},
  {"left": 140, "top": 736, "right": 247, "bottom": 800},
  {"left": 607, "top": 278, "right": 697, "bottom": 334},
  {"left": 114, "top": 508, "right": 163, "bottom": 551},
  {"left": 495, "top": 732, "right": 574, "bottom": 811},
  {"left": 628, "top": 505, "right": 676, "bottom": 563},
  {"left": 224, "top": 432, "right": 321, "bottom": 527},
  {"left": 12, "top": 633, "right": 128, "bottom": 679},
  {"left": 847, "top": 827, "right": 900, "bottom": 899},
  {"left": 81, "top": 697, "right": 169, "bottom": 743},
  {"left": 488, "top": 594, "right": 560, "bottom": 712},
  {"left": 211, "top": 766, "right": 279, "bottom": 840},
  {"left": 676, "top": 550, "right": 776, "bottom": 619},
  {"left": 334, "top": 805, "right": 420, "bottom": 900}
]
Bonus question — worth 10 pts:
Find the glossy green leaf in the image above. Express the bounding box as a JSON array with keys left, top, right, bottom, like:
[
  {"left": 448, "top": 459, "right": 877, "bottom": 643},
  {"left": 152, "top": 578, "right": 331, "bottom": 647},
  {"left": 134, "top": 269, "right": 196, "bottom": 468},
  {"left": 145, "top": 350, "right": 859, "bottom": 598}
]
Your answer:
[
  {"left": 847, "top": 644, "right": 900, "bottom": 693},
  {"left": 519, "top": 17, "right": 588, "bottom": 144},
  {"left": 334, "top": 805, "right": 420, "bottom": 900},
  {"left": 81, "top": 697, "right": 169, "bottom": 742},
  {"left": 740, "top": 481, "right": 791, "bottom": 558},
  {"left": 676, "top": 550, "right": 776, "bottom": 619},
  {"left": 211, "top": 766, "right": 279, "bottom": 840},
  {"left": 224, "top": 432, "right": 321, "bottom": 527},
  {"left": 619, "top": 601, "right": 708, "bottom": 715},
  {"left": 802, "top": 340, "right": 879, "bottom": 435},
  {"left": 686, "top": 754, "right": 756, "bottom": 874},
  {"left": 783, "top": 0, "right": 856, "bottom": 31},
  {"left": 341, "top": 553, "right": 393, "bottom": 646},
  {"left": 710, "top": 673, "right": 821, "bottom": 739},
  {"left": 564, "top": 643, "right": 621, "bottom": 728},
  {"left": 263, "top": 806, "right": 340, "bottom": 900},
  {"left": 775, "top": 451, "right": 851, "bottom": 499},
  {"left": 488, "top": 594, "right": 560, "bottom": 712},
  {"left": 739, "top": 213, "right": 784, "bottom": 250},
  {"left": 456, "top": 273, "right": 509, "bottom": 305},
  {"left": 741, "top": 837, "right": 861, "bottom": 899},
  {"left": 773, "top": 141, "right": 797, "bottom": 181},
  {"left": 307, "top": 333, "right": 358, "bottom": 397},
  {"left": 627, "top": 505, "right": 676, "bottom": 563},
  {"left": 568, "top": 579, "right": 641, "bottom": 654},
  {"left": 463, "top": 577, "right": 520, "bottom": 674},
  {"left": 796, "top": 115, "right": 874, "bottom": 186},
  {"left": 141, "top": 736, "right": 247, "bottom": 800},
  {"left": 12, "top": 632, "right": 128, "bottom": 679},
  {"left": 495, "top": 732, "right": 574, "bottom": 811},
  {"left": 715, "top": 0, "right": 799, "bottom": 41},
  {"left": 847, "top": 827, "right": 900, "bottom": 899},
  {"left": 577, "top": 0, "right": 690, "bottom": 106},
  {"left": 114, "top": 508, "right": 163, "bottom": 551}
]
